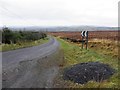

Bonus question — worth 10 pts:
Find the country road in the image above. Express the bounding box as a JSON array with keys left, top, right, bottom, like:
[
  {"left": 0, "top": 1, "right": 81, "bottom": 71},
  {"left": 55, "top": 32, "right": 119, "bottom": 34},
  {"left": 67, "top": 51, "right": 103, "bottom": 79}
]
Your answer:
[{"left": 2, "top": 37, "right": 64, "bottom": 88}]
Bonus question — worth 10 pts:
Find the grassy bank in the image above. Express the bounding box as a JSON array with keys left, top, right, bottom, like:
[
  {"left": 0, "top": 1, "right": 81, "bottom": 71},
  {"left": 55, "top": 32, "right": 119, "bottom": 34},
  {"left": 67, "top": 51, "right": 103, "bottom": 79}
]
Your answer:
[
  {"left": 0, "top": 37, "right": 49, "bottom": 52},
  {"left": 54, "top": 38, "right": 119, "bottom": 88}
]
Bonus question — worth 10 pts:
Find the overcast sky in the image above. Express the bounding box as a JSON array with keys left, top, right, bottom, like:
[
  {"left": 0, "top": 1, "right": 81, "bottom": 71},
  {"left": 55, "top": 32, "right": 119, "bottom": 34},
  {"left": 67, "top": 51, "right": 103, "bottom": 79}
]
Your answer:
[{"left": 0, "top": 0, "right": 119, "bottom": 27}]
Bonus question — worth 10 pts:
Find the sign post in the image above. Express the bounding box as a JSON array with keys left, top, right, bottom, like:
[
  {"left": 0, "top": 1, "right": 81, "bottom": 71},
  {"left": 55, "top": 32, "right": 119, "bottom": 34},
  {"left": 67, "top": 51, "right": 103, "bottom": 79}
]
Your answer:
[
  {"left": 81, "top": 35, "right": 84, "bottom": 49},
  {"left": 81, "top": 31, "right": 88, "bottom": 50}
]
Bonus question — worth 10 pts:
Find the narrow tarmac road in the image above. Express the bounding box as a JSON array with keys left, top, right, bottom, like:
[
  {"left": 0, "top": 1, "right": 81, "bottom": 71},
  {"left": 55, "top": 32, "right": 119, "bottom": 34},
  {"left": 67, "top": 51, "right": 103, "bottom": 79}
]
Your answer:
[
  {"left": 3, "top": 37, "right": 59, "bottom": 67},
  {"left": 2, "top": 37, "right": 63, "bottom": 88}
]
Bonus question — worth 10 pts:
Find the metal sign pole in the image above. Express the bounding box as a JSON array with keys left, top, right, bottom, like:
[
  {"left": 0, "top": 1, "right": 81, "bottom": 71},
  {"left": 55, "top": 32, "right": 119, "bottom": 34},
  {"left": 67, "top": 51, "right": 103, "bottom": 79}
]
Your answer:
[
  {"left": 86, "top": 31, "right": 88, "bottom": 50},
  {"left": 82, "top": 36, "right": 84, "bottom": 49},
  {"left": 81, "top": 31, "right": 85, "bottom": 49}
]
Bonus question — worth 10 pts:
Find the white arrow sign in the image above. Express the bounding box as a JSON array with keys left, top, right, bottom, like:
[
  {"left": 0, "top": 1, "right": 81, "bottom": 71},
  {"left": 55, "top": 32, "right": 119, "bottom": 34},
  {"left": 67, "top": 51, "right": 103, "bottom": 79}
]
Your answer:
[
  {"left": 81, "top": 31, "right": 88, "bottom": 37},
  {"left": 85, "top": 31, "right": 88, "bottom": 37}
]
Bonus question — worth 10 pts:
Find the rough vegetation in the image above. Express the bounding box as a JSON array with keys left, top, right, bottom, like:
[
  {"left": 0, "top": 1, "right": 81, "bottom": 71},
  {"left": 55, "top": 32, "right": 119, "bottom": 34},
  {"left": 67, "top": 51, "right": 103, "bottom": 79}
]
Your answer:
[
  {"left": 2, "top": 27, "right": 47, "bottom": 44},
  {"left": 53, "top": 38, "right": 118, "bottom": 88},
  {"left": 49, "top": 31, "right": 119, "bottom": 41},
  {"left": 1, "top": 27, "right": 48, "bottom": 51}
]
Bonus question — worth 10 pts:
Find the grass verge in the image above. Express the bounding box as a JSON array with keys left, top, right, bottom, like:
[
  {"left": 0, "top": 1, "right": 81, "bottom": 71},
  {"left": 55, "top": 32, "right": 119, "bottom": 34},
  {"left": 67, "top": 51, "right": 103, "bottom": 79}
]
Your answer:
[
  {"left": 54, "top": 37, "right": 119, "bottom": 88},
  {"left": 0, "top": 37, "right": 49, "bottom": 52}
]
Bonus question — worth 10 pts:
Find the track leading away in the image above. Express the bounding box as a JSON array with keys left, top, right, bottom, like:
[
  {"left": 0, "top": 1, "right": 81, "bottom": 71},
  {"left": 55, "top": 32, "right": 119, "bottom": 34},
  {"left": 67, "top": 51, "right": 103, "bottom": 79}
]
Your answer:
[{"left": 2, "top": 37, "right": 62, "bottom": 88}]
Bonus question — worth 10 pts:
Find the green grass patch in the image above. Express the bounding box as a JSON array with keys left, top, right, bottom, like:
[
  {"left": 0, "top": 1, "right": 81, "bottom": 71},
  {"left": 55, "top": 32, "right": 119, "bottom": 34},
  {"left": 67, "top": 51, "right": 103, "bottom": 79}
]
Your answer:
[
  {"left": 0, "top": 37, "right": 49, "bottom": 52},
  {"left": 56, "top": 38, "right": 119, "bottom": 88}
]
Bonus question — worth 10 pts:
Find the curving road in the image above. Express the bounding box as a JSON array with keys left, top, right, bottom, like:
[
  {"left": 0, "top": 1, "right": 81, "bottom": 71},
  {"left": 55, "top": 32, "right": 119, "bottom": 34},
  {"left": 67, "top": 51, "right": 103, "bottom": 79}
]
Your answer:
[
  {"left": 3, "top": 37, "right": 59, "bottom": 67},
  {"left": 2, "top": 37, "right": 63, "bottom": 88}
]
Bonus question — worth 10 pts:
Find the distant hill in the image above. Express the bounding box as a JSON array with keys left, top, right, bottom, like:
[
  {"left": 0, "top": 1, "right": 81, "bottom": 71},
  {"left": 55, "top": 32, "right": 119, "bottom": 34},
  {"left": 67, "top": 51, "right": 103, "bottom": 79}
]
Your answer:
[
  {"left": 0, "top": 26, "right": 118, "bottom": 31},
  {"left": 43, "top": 26, "right": 118, "bottom": 32}
]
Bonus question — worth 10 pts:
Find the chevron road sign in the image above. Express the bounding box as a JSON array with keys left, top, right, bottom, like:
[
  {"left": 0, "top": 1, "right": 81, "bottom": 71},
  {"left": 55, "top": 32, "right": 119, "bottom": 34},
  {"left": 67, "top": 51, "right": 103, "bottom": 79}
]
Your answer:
[
  {"left": 81, "top": 31, "right": 88, "bottom": 49},
  {"left": 81, "top": 31, "right": 88, "bottom": 37}
]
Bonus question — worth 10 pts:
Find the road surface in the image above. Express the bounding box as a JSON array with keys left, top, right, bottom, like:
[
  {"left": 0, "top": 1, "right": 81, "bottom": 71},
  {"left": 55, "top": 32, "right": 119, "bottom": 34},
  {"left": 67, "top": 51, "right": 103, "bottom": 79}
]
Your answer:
[
  {"left": 2, "top": 37, "right": 63, "bottom": 88},
  {"left": 3, "top": 37, "right": 59, "bottom": 67}
]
